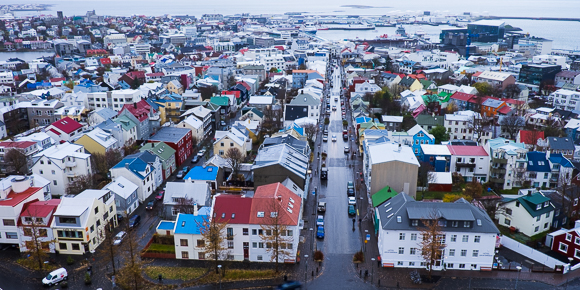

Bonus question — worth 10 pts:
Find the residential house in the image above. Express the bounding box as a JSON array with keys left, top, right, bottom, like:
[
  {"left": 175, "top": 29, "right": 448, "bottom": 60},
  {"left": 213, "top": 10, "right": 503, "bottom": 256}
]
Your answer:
[
  {"left": 148, "top": 127, "right": 193, "bottom": 167},
  {"left": 516, "top": 130, "right": 545, "bottom": 151},
  {"left": 31, "top": 143, "right": 92, "bottom": 197},
  {"left": 166, "top": 80, "right": 184, "bottom": 95},
  {"left": 364, "top": 142, "right": 419, "bottom": 197},
  {"left": 407, "top": 125, "right": 435, "bottom": 156},
  {"left": 162, "top": 182, "right": 211, "bottom": 219},
  {"left": 398, "top": 76, "right": 423, "bottom": 92},
  {"left": 0, "top": 176, "right": 46, "bottom": 247},
  {"left": 110, "top": 155, "right": 155, "bottom": 202},
  {"left": 284, "top": 93, "right": 320, "bottom": 127},
  {"left": 481, "top": 99, "right": 508, "bottom": 118},
  {"left": 0, "top": 141, "right": 39, "bottom": 174},
  {"left": 381, "top": 116, "right": 403, "bottom": 132},
  {"left": 140, "top": 142, "right": 176, "bottom": 180},
  {"left": 45, "top": 117, "right": 84, "bottom": 143},
  {"left": 241, "top": 107, "right": 264, "bottom": 124},
  {"left": 252, "top": 144, "right": 309, "bottom": 191},
  {"left": 376, "top": 193, "right": 499, "bottom": 271},
  {"left": 550, "top": 89, "right": 580, "bottom": 112},
  {"left": 126, "top": 151, "right": 163, "bottom": 191},
  {"left": 447, "top": 145, "right": 490, "bottom": 183},
  {"left": 17, "top": 199, "right": 61, "bottom": 253},
  {"left": 52, "top": 189, "right": 117, "bottom": 255},
  {"left": 292, "top": 70, "right": 324, "bottom": 89},
  {"left": 24, "top": 99, "right": 64, "bottom": 128},
  {"left": 547, "top": 137, "right": 575, "bottom": 160},
  {"left": 74, "top": 127, "right": 118, "bottom": 155},
  {"left": 95, "top": 119, "right": 126, "bottom": 148},
  {"left": 114, "top": 115, "right": 138, "bottom": 145},
  {"left": 14, "top": 132, "right": 54, "bottom": 151},
  {"left": 118, "top": 100, "right": 161, "bottom": 140},
  {"left": 445, "top": 111, "right": 481, "bottom": 141},
  {"left": 415, "top": 115, "right": 444, "bottom": 132},
  {"left": 183, "top": 165, "right": 223, "bottom": 191},
  {"left": 487, "top": 138, "right": 528, "bottom": 190},
  {"left": 172, "top": 208, "right": 211, "bottom": 260},
  {"left": 103, "top": 176, "right": 139, "bottom": 216},
  {"left": 546, "top": 221, "right": 580, "bottom": 262},
  {"left": 496, "top": 192, "right": 554, "bottom": 237},
  {"left": 213, "top": 128, "right": 248, "bottom": 158},
  {"left": 526, "top": 151, "right": 552, "bottom": 188},
  {"left": 419, "top": 144, "right": 451, "bottom": 172},
  {"left": 86, "top": 89, "right": 141, "bottom": 111},
  {"left": 182, "top": 106, "right": 212, "bottom": 139}
]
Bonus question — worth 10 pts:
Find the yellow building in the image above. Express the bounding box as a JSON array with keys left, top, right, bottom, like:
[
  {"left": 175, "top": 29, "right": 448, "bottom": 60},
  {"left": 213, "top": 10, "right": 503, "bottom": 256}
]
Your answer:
[
  {"left": 153, "top": 95, "right": 183, "bottom": 124},
  {"left": 74, "top": 128, "right": 118, "bottom": 155},
  {"left": 55, "top": 106, "right": 88, "bottom": 122},
  {"left": 166, "top": 80, "right": 184, "bottom": 95}
]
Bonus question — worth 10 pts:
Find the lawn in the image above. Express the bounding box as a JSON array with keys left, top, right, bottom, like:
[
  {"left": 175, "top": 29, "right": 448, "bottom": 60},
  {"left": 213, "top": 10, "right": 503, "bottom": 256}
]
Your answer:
[
  {"left": 146, "top": 243, "right": 175, "bottom": 254},
  {"left": 199, "top": 268, "right": 279, "bottom": 283},
  {"left": 416, "top": 191, "right": 448, "bottom": 201},
  {"left": 144, "top": 266, "right": 206, "bottom": 281}
]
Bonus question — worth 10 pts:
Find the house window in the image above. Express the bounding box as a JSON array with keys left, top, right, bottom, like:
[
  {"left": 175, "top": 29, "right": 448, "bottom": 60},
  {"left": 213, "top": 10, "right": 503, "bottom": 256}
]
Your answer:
[
  {"left": 412, "top": 220, "right": 418, "bottom": 226},
  {"left": 472, "top": 250, "right": 479, "bottom": 257},
  {"left": 227, "top": 241, "right": 234, "bottom": 249},
  {"left": 449, "top": 249, "right": 455, "bottom": 256},
  {"left": 243, "top": 228, "right": 248, "bottom": 235},
  {"left": 252, "top": 229, "right": 257, "bottom": 235},
  {"left": 504, "top": 218, "right": 511, "bottom": 226},
  {"left": 411, "top": 233, "right": 417, "bottom": 241},
  {"left": 546, "top": 212, "right": 550, "bottom": 218},
  {"left": 462, "top": 235, "right": 468, "bottom": 242},
  {"left": 460, "top": 250, "right": 467, "bottom": 257},
  {"left": 2, "top": 219, "right": 15, "bottom": 226},
  {"left": 505, "top": 208, "right": 513, "bottom": 215},
  {"left": 252, "top": 242, "right": 257, "bottom": 249},
  {"left": 198, "top": 252, "right": 205, "bottom": 259},
  {"left": 463, "top": 221, "right": 470, "bottom": 228},
  {"left": 259, "top": 242, "right": 264, "bottom": 248},
  {"left": 559, "top": 242, "right": 569, "bottom": 253},
  {"left": 566, "top": 233, "right": 573, "bottom": 242},
  {"left": 451, "top": 235, "right": 457, "bottom": 242},
  {"left": 544, "top": 223, "right": 549, "bottom": 229},
  {"left": 399, "top": 233, "right": 405, "bottom": 240},
  {"left": 474, "top": 236, "right": 480, "bottom": 243},
  {"left": 451, "top": 221, "right": 459, "bottom": 227},
  {"left": 59, "top": 243, "right": 67, "bottom": 250},
  {"left": 72, "top": 243, "right": 80, "bottom": 251},
  {"left": 398, "top": 247, "right": 404, "bottom": 254},
  {"left": 447, "top": 263, "right": 454, "bottom": 269},
  {"left": 180, "top": 239, "right": 188, "bottom": 247},
  {"left": 459, "top": 264, "right": 465, "bottom": 269},
  {"left": 409, "top": 262, "right": 415, "bottom": 266},
  {"left": 534, "top": 226, "right": 539, "bottom": 233},
  {"left": 197, "top": 240, "right": 205, "bottom": 247},
  {"left": 397, "top": 261, "right": 404, "bottom": 266},
  {"left": 410, "top": 248, "right": 416, "bottom": 255},
  {"left": 257, "top": 255, "right": 263, "bottom": 261},
  {"left": 536, "top": 216, "right": 541, "bottom": 222}
]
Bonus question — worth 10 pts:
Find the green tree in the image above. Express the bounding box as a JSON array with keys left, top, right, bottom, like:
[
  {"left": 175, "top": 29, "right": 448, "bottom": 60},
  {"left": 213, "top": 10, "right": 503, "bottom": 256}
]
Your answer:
[
  {"left": 429, "top": 125, "right": 449, "bottom": 144},
  {"left": 473, "top": 82, "right": 492, "bottom": 96}
]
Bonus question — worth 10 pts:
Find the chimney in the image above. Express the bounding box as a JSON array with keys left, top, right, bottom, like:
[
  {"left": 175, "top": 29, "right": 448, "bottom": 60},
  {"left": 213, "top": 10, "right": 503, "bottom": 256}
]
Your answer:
[
  {"left": 133, "top": 102, "right": 137, "bottom": 109},
  {"left": 125, "top": 163, "right": 130, "bottom": 169},
  {"left": 193, "top": 203, "right": 198, "bottom": 216}
]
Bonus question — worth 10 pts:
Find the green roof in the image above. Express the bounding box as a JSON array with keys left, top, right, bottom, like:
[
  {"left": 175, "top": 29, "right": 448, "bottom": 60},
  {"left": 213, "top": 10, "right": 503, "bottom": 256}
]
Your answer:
[
  {"left": 140, "top": 141, "right": 176, "bottom": 161},
  {"left": 419, "top": 79, "right": 435, "bottom": 89},
  {"left": 114, "top": 115, "right": 136, "bottom": 130},
  {"left": 242, "top": 107, "right": 264, "bottom": 118},
  {"left": 210, "top": 96, "right": 229, "bottom": 107},
  {"left": 415, "top": 115, "right": 444, "bottom": 126},
  {"left": 372, "top": 186, "right": 398, "bottom": 207},
  {"left": 437, "top": 92, "right": 452, "bottom": 103},
  {"left": 504, "top": 193, "right": 554, "bottom": 218}
]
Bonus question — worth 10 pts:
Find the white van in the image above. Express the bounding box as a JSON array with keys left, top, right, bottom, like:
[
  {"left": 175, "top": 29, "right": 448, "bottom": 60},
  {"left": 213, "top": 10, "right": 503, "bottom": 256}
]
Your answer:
[{"left": 42, "top": 267, "right": 67, "bottom": 286}]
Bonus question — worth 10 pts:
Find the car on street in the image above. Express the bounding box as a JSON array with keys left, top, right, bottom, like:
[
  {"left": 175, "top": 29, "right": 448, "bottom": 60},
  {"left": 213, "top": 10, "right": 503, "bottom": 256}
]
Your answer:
[
  {"left": 155, "top": 191, "right": 164, "bottom": 201},
  {"left": 116, "top": 213, "right": 124, "bottom": 222},
  {"left": 342, "top": 111, "right": 346, "bottom": 116},
  {"left": 326, "top": 109, "right": 331, "bottom": 114},
  {"left": 129, "top": 215, "right": 141, "bottom": 228},
  {"left": 341, "top": 100, "right": 344, "bottom": 105},
  {"left": 347, "top": 181, "right": 355, "bottom": 196},
  {"left": 316, "top": 215, "right": 324, "bottom": 226},
  {"left": 323, "top": 134, "right": 328, "bottom": 142},
  {"left": 332, "top": 105, "right": 337, "bottom": 111},
  {"left": 197, "top": 149, "right": 206, "bottom": 157},
  {"left": 113, "top": 231, "right": 127, "bottom": 246},
  {"left": 348, "top": 196, "right": 356, "bottom": 205},
  {"left": 324, "top": 129, "right": 328, "bottom": 135},
  {"left": 316, "top": 225, "right": 325, "bottom": 239},
  {"left": 220, "top": 120, "right": 227, "bottom": 127},
  {"left": 146, "top": 200, "right": 154, "bottom": 210},
  {"left": 321, "top": 167, "right": 328, "bottom": 179},
  {"left": 344, "top": 146, "right": 349, "bottom": 153},
  {"left": 277, "top": 280, "right": 303, "bottom": 290},
  {"left": 42, "top": 268, "right": 67, "bottom": 286},
  {"left": 183, "top": 166, "right": 189, "bottom": 173},
  {"left": 191, "top": 155, "right": 199, "bottom": 163},
  {"left": 332, "top": 135, "right": 336, "bottom": 142},
  {"left": 317, "top": 201, "right": 326, "bottom": 213},
  {"left": 348, "top": 205, "right": 356, "bottom": 216},
  {"left": 176, "top": 170, "right": 184, "bottom": 179}
]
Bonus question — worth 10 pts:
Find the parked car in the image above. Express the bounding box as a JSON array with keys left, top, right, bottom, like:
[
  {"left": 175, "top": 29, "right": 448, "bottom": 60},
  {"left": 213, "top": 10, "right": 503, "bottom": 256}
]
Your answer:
[
  {"left": 191, "top": 155, "right": 199, "bottom": 163},
  {"left": 176, "top": 170, "right": 184, "bottom": 179},
  {"left": 42, "top": 268, "right": 67, "bottom": 286},
  {"left": 129, "top": 215, "right": 141, "bottom": 228},
  {"left": 321, "top": 167, "right": 328, "bottom": 179},
  {"left": 113, "top": 231, "right": 127, "bottom": 246},
  {"left": 348, "top": 196, "right": 356, "bottom": 205},
  {"left": 116, "top": 213, "right": 124, "bottom": 222},
  {"left": 317, "top": 202, "right": 326, "bottom": 213},
  {"left": 155, "top": 191, "right": 164, "bottom": 201},
  {"left": 183, "top": 166, "right": 189, "bottom": 173},
  {"left": 332, "top": 106, "right": 337, "bottom": 111},
  {"left": 348, "top": 205, "right": 356, "bottom": 216},
  {"left": 146, "top": 200, "right": 154, "bottom": 210},
  {"left": 316, "top": 215, "right": 324, "bottom": 226},
  {"left": 316, "top": 225, "right": 325, "bottom": 239},
  {"left": 220, "top": 120, "right": 227, "bottom": 127},
  {"left": 323, "top": 134, "right": 328, "bottom": 142},
  {"left": 344, "top": 146, "right": 349, "bottom": 153},
  {"left": 197, "top": 149, "right": 206, "bottom": 157},
  {"left": 277, "top": 280, "right": 303, "bottom": 290}
]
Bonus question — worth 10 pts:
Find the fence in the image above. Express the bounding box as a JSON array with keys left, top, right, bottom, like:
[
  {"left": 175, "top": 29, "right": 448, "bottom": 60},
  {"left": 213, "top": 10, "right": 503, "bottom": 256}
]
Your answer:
[{"left": 500, "top": 235, "right": 566, "bottom": 269}]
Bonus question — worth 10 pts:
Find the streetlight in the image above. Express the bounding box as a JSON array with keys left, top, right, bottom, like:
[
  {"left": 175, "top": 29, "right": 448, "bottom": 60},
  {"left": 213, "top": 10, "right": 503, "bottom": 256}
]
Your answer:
[
  {"left": 304, "top": 254, "right": 309, "bottom": 282},
  {"left": 515, "top": 265, "right": 522, "bottom": 289},
  {"left": 370, "top": 258, "right": 376, "bottom": 284},
  {"left": 309, "top": 228, "right": 314, "bottom": 252},
  {"left": 566, "top": 257, "right": 574, "bottom": 290},
  {"left": 217, "top": 265, "right": 222, "bottom": 289}
]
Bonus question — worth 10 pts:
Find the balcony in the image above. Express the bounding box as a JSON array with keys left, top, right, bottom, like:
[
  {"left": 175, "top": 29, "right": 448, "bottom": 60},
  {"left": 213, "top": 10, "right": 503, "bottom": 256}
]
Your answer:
[
  {"left": 491, "top": 158, "right": 508, "bottom": 164},
  {"left": 456, "top": 162, "right": 476, "bottom": 168},
  {"left": 490, "top": 168, "right": 506, "bottom": 175},
  {"left": 65, "top": 161, "right": 76, "bottom": 167},
  {"left": 66, "top": 171, "right": 77, "bottom": 177},
  {"left": 490, "top": 177, "right": 505, "bottom": 184}
]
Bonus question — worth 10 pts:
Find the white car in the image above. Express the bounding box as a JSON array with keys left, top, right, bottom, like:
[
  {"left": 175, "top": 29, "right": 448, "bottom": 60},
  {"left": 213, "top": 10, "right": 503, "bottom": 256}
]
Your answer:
[
  {"left": 332, "top": 135, "right": 337, "bottom": 142},
  {"left": 113, "top": 231, "right": 127, "bottom": 246},
  {"left": 197, "top": 149, "right": 206, "bottom": 157},
  {"left": 348, "top": 196, "right": 356, "bottom": 205},
  {"left": 42, "top": 268, "right": 67, "bottom": 286},
  {"left": 316, "top": 215, "right": 324, "bottom": 226}
]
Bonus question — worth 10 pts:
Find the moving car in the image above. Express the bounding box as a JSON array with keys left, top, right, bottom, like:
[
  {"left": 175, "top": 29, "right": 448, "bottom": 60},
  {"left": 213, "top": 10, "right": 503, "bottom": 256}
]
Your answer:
[
  {"left": 344, "top": 146, "right": 349, "bottom": 153},
  {"left": 324, "top": 129, "right": 328, "bottom": 135},
  {"left": 334, "top": 97, "right": 338, "bottom": 102},
  {"left": 332, "top": 105, "right": 337, "bottom": 111},
  {"left": 348, "top": 196, "right": 356, "bottom": 205},
  {"left": 317, "top": 201, "right": 326, "bottom": 213},
  {"left": 129, "top": 215, "right": 141, "bottom": 228},
  {"left": 320, "top": 167, "right": 328, "bottom": 179},
  {"left": 316, "top": 225, "right": 325, "bottom": 239},
  {"left": 42, "top": 268, "right": 67, "bottom": 286},
  {"left": 332, "top": 135, "right": 337, "bottom": 142},
  {"left": 155, "top": 191, "right": 164, "bottom": 201},
  {"left": 316, "top": 215, "right": 324, "bottom": 226},
  {"left": 348, "top": 205, "right": 356, "bottom": 216},
  {"left": 113, "top": 231, "right": 127, "bottom": 246},
  {"left": 146, "top": 200, "right": 154, "bottom": 210},
  {"left": 176, "top": 170, "right": 184, "bottom": 179},
  {"left": 277, "top": 280, "right": 303, "bottom": 290}
]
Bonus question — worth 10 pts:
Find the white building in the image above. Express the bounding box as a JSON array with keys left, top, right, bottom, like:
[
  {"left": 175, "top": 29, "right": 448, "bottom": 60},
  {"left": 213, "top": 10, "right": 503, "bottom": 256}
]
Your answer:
[
  {"left": 31, "top": 143, "right": 93, "bottom": 197},
  {"left": 448, "top": 145, "right": 490, "bottom": 183},
  {"left": 444, "top": 111, "right": 481, "bottom": 141},
  {"left": 176, "top": 115, "right": 204, "bottom": 145},
  {"left": 109, "top": 155, "right": 155, "bottom": 202},
  {"left": 496, "top": 192, "right": 554, "bottom": 237},
  {"left": 0, "top": 71, "right": 14, "bottom": 84},
  {"left": 376, "top": 193, "right": 499, "bottom": 271},
  {"left": 104, "top": 176, "right": 140, "bottom": 216},
  {"left": 550, "top": 89, "right": 580, "bottom": 111},
  {"left": 86, "top": 89, "right": 141, "bottom": 111}
]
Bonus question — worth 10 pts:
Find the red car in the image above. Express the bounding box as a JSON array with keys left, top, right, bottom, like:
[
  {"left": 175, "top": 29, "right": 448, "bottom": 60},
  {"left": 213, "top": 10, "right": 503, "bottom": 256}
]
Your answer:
[{"left": 155, "top": 191, "right": 164, "bottom": 201}]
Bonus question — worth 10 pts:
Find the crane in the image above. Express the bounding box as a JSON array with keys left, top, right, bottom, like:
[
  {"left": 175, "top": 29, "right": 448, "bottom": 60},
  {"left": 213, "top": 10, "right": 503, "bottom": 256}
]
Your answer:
[{"left": 492, "top": 52, "right": 504, "bottom": 72}]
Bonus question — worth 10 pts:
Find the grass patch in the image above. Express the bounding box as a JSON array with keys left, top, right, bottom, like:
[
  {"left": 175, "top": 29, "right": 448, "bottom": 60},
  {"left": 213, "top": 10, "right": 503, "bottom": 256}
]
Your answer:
[
  {"left": 498, "top": 187, "right": 522, "bottom": 195},
  {"left": 17, "top": 257, "right": 60, "bottom": 272},
  {"left": 144, "top": 266, "right": 206, "bottom": 281},
  {"left": 417, "top": 191, "right": 448, "bottom": 201},
  {"left": 146, "top": 243, "right": 175, "bottom": 254},
  {"left": 198, "top": 268, "right": 278, "bottom": 284},
  {"left": 498, "top": 225, "right": 531, "bottom": 244}
]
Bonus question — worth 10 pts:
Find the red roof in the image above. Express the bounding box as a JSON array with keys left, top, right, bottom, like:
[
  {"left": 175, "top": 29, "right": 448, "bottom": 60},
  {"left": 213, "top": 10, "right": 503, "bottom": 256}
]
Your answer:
[
  {"left": 221, "top": 90, "right": 240, "bottom": 99},
  {"left": 504, "top": 98, "right": 525, "bottom": 106},
  {"left": 213, "top": 195, "right": 252, "bottom": 224},
  {"left": 48, "top": 128, "right": 61, "bottom": 136},
  {"left": 519, "top": 130, "right": 545, "bottom": 145},
  {"left": 447, "top": 145, "right": 489, "bottom": 156},
  {"left": 125, "top": 71, "right": 146, "bottom": 80},
  {"left": 100, "top": 58, "right": 111, "bottom": 65},
  {"left": 50, "top": 117, "right": 83, "bottom": 134},
  {"left": 250, "top": 183, "right": 301, "bottom": 226},
  {"left": 497, "top": 106, "right": 511, "bottom": 114},
  {"left": 50, "top": 77, "right": 65, "bottom": 82},
  {"left": 450, "top": 92, "right": 476, "bottom": 102},
  {"left": 119, "top": 100, "right": 154, "bottom": 122},
  {"left": 146, "top": 72, "right": 165, "bottom": 77},
  {"left": 0, "top": 187, "right": 42, "bottom": 207},
  {"left": 20, "top": 199, "right": 61, "bottom": 218},
  {"left": 274, "top": 46, "right": 285, "bottom": 51},
  {"left": 473, "top": 71, "right": 482, "bottom": 78},
  {"left": 0, "top": 141, "right": 37, "bottom": 149}
]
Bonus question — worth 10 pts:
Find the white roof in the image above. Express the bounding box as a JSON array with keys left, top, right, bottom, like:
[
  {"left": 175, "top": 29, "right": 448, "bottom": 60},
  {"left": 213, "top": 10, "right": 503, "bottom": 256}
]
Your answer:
[
  {"left": 104, "top": 176, "right": 138, "bottom": 199},
  {"left": 565, "top": 119, "right": 580, "bottom": 130},
  {"left": 430, "top": 172, "right": 452, "bottom": 184},
  {"left": 182, "top": 105, "right": 212, "bottom": 118},
  {"left": 233, "top": 120, "right": 260, "bottom": 131},
  {"left": 368, "top": 143, "right": 419, "bottom": 166},
  {"left": 439, "top": 84, "right": 459, "bottom": 91},
  {"left": 34, "top": 142, "right": 90, "bottom": 160},
  {"left": 183, "top": 115, "right": 203, "bottom": 129},
  {"left": 84, "top": 127, "right": 117, "bottom": 149},
  {"left": 445, "top": 110, "right": 481, "bottom": 122},
  {"left": 477, "top": 71, "right": 512, "bottom": 82},
  {"left": 54, "top": 197, "right": 91, "bottom": 217},
  {"left": 214, "top": 131, "right": 246, "bottom": 147},
  {"left": 163, "top": 182, "right": 210, "bottom": 206},
  {"left": 249, "top": 96, "right": 274, "bottom": 105},
  {"left": 421, "top": 144, "right": 451, "bottom": 155},
  {"left": 382, "top": 116, "right": 403, "bottom": 123}
]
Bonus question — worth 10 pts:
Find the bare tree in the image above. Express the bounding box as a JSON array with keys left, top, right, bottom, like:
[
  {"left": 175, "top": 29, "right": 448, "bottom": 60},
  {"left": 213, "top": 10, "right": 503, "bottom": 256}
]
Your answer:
[
  {"left": 418, "top": 211, "right": 446, "bottom": 280},
  {"left": 499, "top": 115, "right": 525, "bottom": 140},
  {"left": 92, "top": 149, "right": 123, "bottom": 180},
  {"left": 463, "top": 179, "right": 483, "bottom": 200},
  {"left": 4, "top": 148, "right": 28, "bottom": 174},
  {"left": 303, "top": 123, "right": 317, "bottom": 143},
  {"left": 66, "top": 174, "right": 98, "bottom": 196},
  {"left": 115, "top": 223, "right": 144, "bottom": 290},
  {"left": 95, "top": 226, "right": 119, "bottom": 275},
  {"left": 225, "top": 147, "right": 244, "bottom": 181},
  {"left": 21, "top": 206, "right": 55, "bottom": 270},
  {"left": 468, "top": 114, "right": 491, "bottom": 144},
  {"left": 260, "top": 197, "right": 293, "bottom": 273},
  {"left": 174, "top": 196, "right": 196, "bottom": 215},
  {"left": 197, "top": 213, "right": 229, "bottom": 274}
]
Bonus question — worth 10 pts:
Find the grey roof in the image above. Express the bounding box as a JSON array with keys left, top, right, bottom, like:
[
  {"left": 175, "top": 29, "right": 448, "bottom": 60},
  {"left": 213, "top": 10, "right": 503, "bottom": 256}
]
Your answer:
[
  {"left": 252, "top": 143, "right": 308, "bottom": 179},
  {"left": 548, "top": 137, "right": 575, "bottom": 151},
  {"left": 127, "top": 150, "right": 158, "bottom": 164},
  {"left": 96, "top": 118, "right": 121, "bottom": 132},
  {"left": 149, "top": 127, "right": 190, "bottom": 143},
  {"left": 377, "top": 193, "right": 499, "bottom": 234},
  {"left": 262, "top": 134, "right": 309, "bottom": 154},
  {"left": 289, "top": 93, "right": 318, "bottom": 106},
  {"left": 94, "top": 108, "right": 118, "bottom": 120}
]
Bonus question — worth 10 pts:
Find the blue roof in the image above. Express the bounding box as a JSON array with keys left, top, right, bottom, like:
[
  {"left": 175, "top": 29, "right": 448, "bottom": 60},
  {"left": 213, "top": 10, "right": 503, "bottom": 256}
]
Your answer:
[
  {"left": 356, "top": 116, "right": 372, "bottom": 124},
  {"left": 292, "top": 123, "right": 304, "bottom": 136},
  {"left": 174, "top": 213, "right": 208, "bottom": 235},
  {"left": 526, "top": 151, "right": 551, "bottom": 172},
  {"left": 184, "top": 166, "right": 219, "bottom": 181},
  {"left": 549, "top": 153, "right": 574, "bottom": 168},
  {"left": 113, "top": 157, "right": 149, "bottom": 179},
  {"left": 158, "top": 221, "right": 175, "bottom": 230}
]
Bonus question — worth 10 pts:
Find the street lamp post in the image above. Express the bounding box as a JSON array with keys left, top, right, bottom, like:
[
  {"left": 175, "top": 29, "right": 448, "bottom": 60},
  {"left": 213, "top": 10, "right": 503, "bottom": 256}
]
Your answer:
[
  {"left": 515, "top": 265, "right": 522, "bottom": 289},
  {"left": 310, "top": 228, "right": 314, "bottom": 252},
  {"left": 370, "top": 258, "right": 375, "bottom": 284},
  {"left": 566, "top": 257, "right": 574, "bottom": 290},
  {"left": 217, "top": 265, "right": 222, "bottom": 289},
  {"left": 304, "top": 254, "right": 309, "bottom": 283}
]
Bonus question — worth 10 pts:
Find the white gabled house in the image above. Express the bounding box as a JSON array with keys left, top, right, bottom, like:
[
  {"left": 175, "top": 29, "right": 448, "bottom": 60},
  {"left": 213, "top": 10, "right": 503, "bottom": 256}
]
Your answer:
[
  {"left": 172, "top": 207, "right": 211, "bottom": 260},
  {"left": 110, "top": 155, "right": 155, "bottom": 202},
  {"left": 103, "top": 176, "right": 140, "bottom": 216},
  {"left": 496, "top": 192, "right": 554, "bottom": 237}
]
